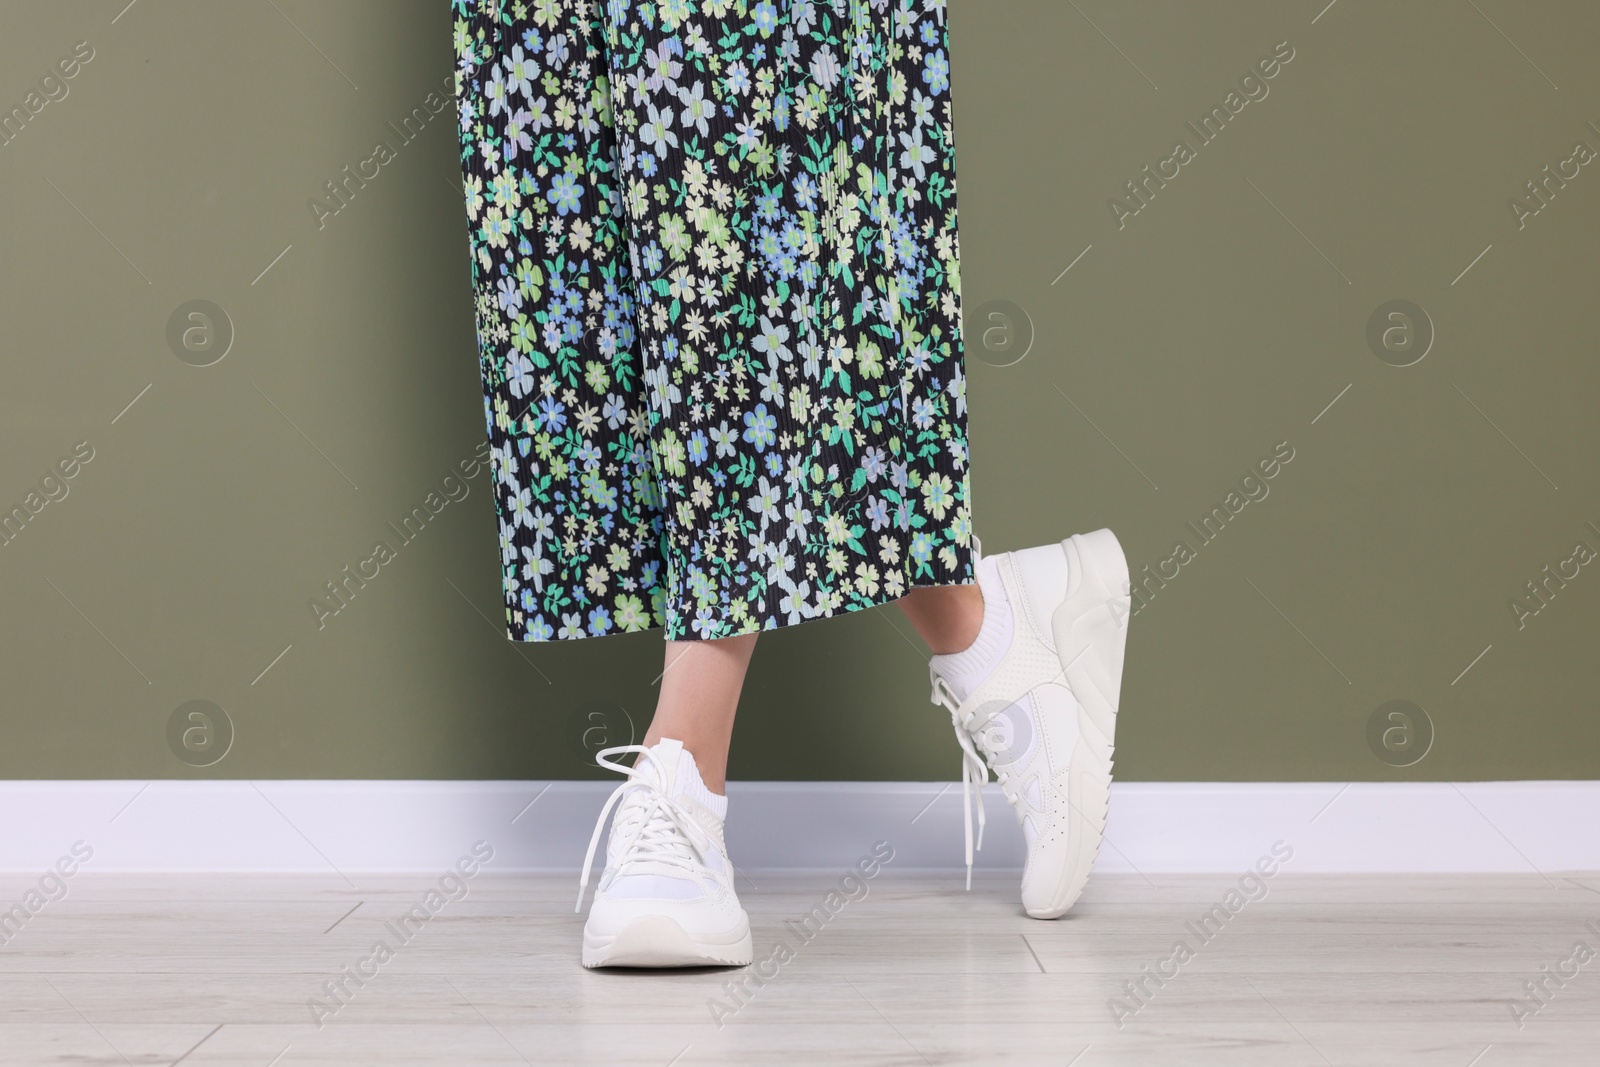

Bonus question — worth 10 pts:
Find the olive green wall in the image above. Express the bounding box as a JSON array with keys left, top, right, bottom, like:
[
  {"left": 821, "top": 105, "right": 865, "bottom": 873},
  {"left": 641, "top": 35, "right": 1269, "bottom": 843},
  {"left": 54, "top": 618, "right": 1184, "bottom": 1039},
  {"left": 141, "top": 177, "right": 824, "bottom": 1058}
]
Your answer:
[{"left": 3, "top": 0, "right": 1597, "bottom": 782}]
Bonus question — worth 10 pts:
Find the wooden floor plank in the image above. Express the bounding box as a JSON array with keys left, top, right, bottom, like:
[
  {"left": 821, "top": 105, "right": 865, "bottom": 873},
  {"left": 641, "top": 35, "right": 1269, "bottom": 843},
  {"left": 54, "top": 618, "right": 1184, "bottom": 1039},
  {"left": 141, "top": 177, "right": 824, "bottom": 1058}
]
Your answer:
[{"left": 0, "top": 872, "right": 1595, "bottom": 1065}]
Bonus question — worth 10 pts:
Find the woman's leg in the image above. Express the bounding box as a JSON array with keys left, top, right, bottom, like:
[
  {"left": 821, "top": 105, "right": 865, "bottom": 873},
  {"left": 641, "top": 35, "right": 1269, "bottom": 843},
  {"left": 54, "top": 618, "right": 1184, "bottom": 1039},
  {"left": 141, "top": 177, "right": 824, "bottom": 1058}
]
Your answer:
[
  {"left": 637, "top": 582, "right": 981, "bottom": 791},
  {"left": 579, "top": 631, "right": 759, "bottom": 968},
  {"left": 898, "top": 583, "right": 986, "bottom": 655},
  {"left": 639, "top": 633, "right": 758, "bottom": 793}
]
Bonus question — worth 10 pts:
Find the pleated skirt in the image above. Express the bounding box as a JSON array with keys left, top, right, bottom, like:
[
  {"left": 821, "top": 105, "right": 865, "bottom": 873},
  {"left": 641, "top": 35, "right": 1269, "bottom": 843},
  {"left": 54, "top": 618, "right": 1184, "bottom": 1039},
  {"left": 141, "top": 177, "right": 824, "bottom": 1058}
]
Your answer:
[{"left": 452, "top": 0, "right": 970, "bottom": 641}]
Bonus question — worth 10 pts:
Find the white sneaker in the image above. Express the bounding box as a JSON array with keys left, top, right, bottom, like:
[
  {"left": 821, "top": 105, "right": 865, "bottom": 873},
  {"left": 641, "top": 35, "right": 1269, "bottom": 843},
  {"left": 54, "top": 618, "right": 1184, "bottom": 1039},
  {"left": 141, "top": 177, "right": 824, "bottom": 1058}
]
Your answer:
[
  {"left": 929, "top": 529, "right": 1131, "bottom": 918},
  {"left": 577, "top": 738, "right": 753, "bottom": 967}
]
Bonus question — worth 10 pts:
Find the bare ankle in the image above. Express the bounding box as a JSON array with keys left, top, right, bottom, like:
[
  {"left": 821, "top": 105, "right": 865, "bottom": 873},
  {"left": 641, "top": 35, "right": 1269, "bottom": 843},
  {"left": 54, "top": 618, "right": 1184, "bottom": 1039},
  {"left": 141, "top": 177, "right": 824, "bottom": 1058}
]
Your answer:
[{"left": 899, "top": 581, "right": 985, "bottom": 654}]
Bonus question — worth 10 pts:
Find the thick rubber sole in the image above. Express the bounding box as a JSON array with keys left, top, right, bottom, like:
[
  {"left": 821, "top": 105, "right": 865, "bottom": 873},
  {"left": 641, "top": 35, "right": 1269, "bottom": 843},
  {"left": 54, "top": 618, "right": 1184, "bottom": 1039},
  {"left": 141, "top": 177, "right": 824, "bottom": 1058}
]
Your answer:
[
  {"left": 1028, "top": 528, "right": 1130, "bottom": 919},
  {"left": 582, "top": 913, "right": 753, "bottom": 969}
]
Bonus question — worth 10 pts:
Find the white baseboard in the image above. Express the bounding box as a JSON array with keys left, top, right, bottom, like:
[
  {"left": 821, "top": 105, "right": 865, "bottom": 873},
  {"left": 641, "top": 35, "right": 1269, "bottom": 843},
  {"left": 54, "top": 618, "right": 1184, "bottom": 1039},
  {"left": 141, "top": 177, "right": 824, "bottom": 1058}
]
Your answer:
[{"left": 0, "top": 781, "right": 1595, "bottom": 876}]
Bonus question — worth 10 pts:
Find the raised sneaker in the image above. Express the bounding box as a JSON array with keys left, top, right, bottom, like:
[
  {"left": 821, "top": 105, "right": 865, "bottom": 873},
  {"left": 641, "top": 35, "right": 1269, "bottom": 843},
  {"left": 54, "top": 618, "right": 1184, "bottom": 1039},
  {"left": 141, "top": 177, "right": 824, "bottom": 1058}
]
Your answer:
[
  {"left": 577, "top": 738, "right": 753, "bottom": 967},
  {"left": 929, "top": 529, "right": 1132, "bottom": 918}
]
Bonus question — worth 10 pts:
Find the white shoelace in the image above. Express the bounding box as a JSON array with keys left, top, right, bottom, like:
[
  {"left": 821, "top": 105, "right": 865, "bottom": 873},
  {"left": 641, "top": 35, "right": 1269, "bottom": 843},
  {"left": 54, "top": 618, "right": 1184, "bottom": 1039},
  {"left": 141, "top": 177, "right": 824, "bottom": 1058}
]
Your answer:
[
  {"left": 575, "top": 744, "right": 715, "bottom": 913},
  {"left": 932, "top": 675, "right": 1014, "bottom": 891},
  {"left": 929, "top": 534, "right": 997, "bottom": 891},
  {"left": 934, "top": 662, "right": 1088, "bottom": 891}
]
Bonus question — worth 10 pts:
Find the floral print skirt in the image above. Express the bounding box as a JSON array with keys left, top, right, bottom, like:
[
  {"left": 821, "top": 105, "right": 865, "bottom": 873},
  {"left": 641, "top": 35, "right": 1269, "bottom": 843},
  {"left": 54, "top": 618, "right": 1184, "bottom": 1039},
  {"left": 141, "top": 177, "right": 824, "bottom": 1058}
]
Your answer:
[{"left": 452, "top": 0, "right": 971, "bottom": 642}]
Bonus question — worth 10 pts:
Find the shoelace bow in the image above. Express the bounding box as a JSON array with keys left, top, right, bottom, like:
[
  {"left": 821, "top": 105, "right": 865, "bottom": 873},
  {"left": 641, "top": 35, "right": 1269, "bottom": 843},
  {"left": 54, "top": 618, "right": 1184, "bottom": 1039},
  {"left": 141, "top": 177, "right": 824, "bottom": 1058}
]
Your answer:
[
  {"left": 575, "top": 744, "right": 715, "bottom": 913},
  {"left": 931, "top": 676, "right": 1018, "bottom": 891}
]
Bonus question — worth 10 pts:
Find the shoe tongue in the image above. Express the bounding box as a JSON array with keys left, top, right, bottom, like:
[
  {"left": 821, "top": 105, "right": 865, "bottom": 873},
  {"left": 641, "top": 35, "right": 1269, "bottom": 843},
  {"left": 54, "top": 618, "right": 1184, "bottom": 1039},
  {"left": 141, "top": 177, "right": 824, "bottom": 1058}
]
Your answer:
[
  {"left": 641, "top": 737, "right": 683, "bottom": 785},
  {"left": 609, "top": 740, "right": 695, "bottom": 870}
]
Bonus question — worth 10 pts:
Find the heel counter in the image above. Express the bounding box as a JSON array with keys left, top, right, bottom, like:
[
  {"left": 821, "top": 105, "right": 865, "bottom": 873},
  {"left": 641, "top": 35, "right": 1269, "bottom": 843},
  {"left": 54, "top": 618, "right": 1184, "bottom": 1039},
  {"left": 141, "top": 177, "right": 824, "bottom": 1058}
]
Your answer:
[
  {"left": 1072, "top": 528, "right": 1130, "bottom": 600},
  {"left": 1005, "top": 543, "right": 1073, "bottom": 652}
]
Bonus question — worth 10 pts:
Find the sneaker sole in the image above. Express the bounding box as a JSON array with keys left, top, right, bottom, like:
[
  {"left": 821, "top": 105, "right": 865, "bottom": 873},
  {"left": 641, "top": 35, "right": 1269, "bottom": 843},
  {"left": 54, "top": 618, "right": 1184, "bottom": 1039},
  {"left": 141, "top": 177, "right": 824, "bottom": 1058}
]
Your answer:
[
  {"left": 582, "top": 914, "right": 754, "bottom": 969},
  {"left": 1029, "top": 528, "right": 1129, "bottom": 919}
]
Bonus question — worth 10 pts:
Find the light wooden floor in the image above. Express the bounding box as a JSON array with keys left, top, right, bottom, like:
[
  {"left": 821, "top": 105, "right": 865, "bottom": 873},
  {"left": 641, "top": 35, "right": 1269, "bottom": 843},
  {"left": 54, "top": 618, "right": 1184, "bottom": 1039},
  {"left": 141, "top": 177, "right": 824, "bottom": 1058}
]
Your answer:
[{"left": 1, "top": 872, "right": 1597, "bottom": 1065}]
